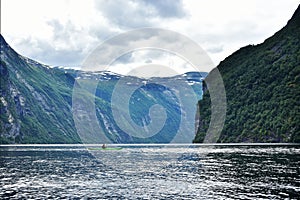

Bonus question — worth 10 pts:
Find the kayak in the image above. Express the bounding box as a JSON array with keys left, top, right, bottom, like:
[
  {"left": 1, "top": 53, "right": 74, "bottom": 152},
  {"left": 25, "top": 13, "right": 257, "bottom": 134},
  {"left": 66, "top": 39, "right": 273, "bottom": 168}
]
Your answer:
[{"left": 88, "top": 147, "right": 122, "bottom": 151}]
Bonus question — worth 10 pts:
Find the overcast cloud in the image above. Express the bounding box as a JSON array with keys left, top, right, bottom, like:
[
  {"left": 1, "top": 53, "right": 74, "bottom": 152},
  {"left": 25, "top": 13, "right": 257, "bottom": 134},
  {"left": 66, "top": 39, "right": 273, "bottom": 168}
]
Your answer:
[
  {"left": 1, "top": 0, "right": 299, "bottom": 73},
  {"left": 94, "top": 0, "right": 186, "bottom": 28}
]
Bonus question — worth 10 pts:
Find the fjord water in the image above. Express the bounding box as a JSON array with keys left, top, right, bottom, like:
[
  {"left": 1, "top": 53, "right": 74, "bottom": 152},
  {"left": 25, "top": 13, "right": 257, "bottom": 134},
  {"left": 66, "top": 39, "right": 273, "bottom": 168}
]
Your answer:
[{"left": 0, "top": 145, "right": 299, "bottom": 199}]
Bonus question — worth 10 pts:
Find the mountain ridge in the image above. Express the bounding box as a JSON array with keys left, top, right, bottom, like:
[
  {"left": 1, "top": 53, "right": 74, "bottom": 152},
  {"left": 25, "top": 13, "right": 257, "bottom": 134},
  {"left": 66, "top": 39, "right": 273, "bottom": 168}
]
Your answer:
[
  {"left": 194, "top": 5, "right": 300, "bottom": 143},
  {"left": 1, "top": 35, "right": 205, "bottom": 144}
]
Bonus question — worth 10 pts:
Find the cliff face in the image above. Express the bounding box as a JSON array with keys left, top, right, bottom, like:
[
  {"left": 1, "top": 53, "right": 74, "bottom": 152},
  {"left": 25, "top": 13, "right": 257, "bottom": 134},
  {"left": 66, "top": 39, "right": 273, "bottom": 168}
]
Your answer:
[{"left": 194, "top": 5, "right": 300, "bottom": 143}]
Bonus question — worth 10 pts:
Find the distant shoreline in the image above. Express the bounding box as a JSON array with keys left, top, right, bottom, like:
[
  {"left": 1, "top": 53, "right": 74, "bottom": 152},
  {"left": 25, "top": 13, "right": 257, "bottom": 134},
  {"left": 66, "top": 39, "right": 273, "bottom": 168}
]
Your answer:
[{"left": 1, "top": 143, "right": 299, "bottom": 147}]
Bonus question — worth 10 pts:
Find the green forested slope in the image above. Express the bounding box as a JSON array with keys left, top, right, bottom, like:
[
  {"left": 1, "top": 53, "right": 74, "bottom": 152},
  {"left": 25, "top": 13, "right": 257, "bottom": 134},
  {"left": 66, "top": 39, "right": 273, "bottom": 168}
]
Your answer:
[
  {"left": 194, "top": 5, "right": 300, "bottom": 143},
  {"left": 0, "top": 36, "right": 81, "bottom": 143}
]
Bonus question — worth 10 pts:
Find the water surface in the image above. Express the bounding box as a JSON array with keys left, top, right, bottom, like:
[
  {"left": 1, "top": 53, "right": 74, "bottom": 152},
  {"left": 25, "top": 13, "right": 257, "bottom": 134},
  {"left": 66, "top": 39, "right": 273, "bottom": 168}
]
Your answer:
[{"left": 0, "top": 145, "right": 299, "bottom": 199}]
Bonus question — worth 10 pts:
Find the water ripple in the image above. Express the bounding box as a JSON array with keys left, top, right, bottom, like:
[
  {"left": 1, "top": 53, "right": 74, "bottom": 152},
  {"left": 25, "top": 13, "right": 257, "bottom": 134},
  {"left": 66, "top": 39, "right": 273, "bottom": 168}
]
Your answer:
[{"left": 0, "top": 145, "right": 299, "bottom": 199}]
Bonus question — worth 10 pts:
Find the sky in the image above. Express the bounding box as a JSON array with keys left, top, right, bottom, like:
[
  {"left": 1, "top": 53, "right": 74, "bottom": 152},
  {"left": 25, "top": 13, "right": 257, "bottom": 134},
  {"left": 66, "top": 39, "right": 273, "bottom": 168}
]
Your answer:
[{"left": 1, "top": 0, "right": 299, "bottom": 74}]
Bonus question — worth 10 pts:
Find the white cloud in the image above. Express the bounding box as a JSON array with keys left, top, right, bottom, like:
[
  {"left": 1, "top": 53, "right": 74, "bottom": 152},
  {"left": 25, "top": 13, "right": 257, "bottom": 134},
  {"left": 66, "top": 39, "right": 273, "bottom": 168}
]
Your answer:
[
  {"left": 94, "top": 0, "right": 186, "bottom": 29},
  {"left": 107, "top": 50, "right": 195, "bottom": 76},
  {"left": 1, "top": 0, "right": 299, "bottom": 73}
]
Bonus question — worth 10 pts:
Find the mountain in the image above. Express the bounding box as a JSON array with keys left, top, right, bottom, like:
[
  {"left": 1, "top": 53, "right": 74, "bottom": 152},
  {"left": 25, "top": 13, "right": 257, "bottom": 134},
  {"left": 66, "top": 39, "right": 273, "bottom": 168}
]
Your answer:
[
  {"left": 0, "top": 35, "right": 205, "bottom": 144},
  {"left": 194, "top": 5, "right": 300, "bottom": 143},
  {"left": 0, "top": 35, "right": 81, "bottom": 143}
]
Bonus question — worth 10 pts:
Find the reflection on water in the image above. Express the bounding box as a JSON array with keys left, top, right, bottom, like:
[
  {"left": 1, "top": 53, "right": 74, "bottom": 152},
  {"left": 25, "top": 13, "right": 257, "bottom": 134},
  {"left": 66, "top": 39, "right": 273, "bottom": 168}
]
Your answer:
[{"left": 0, "top": 145, "right": 299, "bottom": 199}]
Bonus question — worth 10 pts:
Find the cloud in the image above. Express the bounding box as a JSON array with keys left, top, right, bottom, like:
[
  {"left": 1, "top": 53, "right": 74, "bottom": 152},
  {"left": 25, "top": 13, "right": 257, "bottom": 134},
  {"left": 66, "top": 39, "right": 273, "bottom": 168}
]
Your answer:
[
  {"left": 14, "top": 36, "right": 84, "bottom": 67},
  {"left": 81, "top": 28, "right": 213, "bottom": 72},
  {"left": 140, "top": 0, "right": 186, "bottom": 18},
  {"left": 145, "top": 59, "right": 152, "bottom": 64},
  {"left": 206, "top": 45, "right": 224, "bottom": 54},
  {"left": 2, "top": 0, "right": 300, "bottom": 73},
  {"left": 94, "top": 0, "right": 187, "bottom": 28},
  {"left": 114, "top": 50, "right": 168, "bottom": 67},
  {"left": 7, "top": 16, "right": 120, "bottom": 67},
  {"left": 114, "top": 52, "right": 134, "bottom": 64},
  {"left": 83, "top": 28, "right": 212, "bottom": 75}
]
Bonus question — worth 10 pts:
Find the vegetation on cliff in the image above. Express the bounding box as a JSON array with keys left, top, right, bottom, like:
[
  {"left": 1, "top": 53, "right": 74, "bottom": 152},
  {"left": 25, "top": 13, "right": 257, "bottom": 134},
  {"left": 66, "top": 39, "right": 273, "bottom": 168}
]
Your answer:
[{"left": 194, "top": 5, "right": 300, "bottom": 143}]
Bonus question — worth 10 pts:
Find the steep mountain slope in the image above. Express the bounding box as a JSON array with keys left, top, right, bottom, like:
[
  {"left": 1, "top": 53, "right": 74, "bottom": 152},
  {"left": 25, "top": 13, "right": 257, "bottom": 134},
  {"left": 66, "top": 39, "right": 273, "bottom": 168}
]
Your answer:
[
  {"left": 194, "top": 5, "right": 300, "bottom": 143},
  {"left": 0, "top": 35, "right": 81, "bottom": 143},
  {"left": 71, "top": 70, "right": 203, "bottom": 143},
  {"left": 0, "top": 35, "right": 205, "bottom": 143}
]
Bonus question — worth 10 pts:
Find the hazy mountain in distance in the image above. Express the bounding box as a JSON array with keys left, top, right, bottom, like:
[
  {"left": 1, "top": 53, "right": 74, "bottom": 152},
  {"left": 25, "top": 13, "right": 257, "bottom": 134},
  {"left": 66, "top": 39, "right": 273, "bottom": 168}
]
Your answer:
[{"left": 0, "top": 35, "right": 206, "bottom": 144}]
